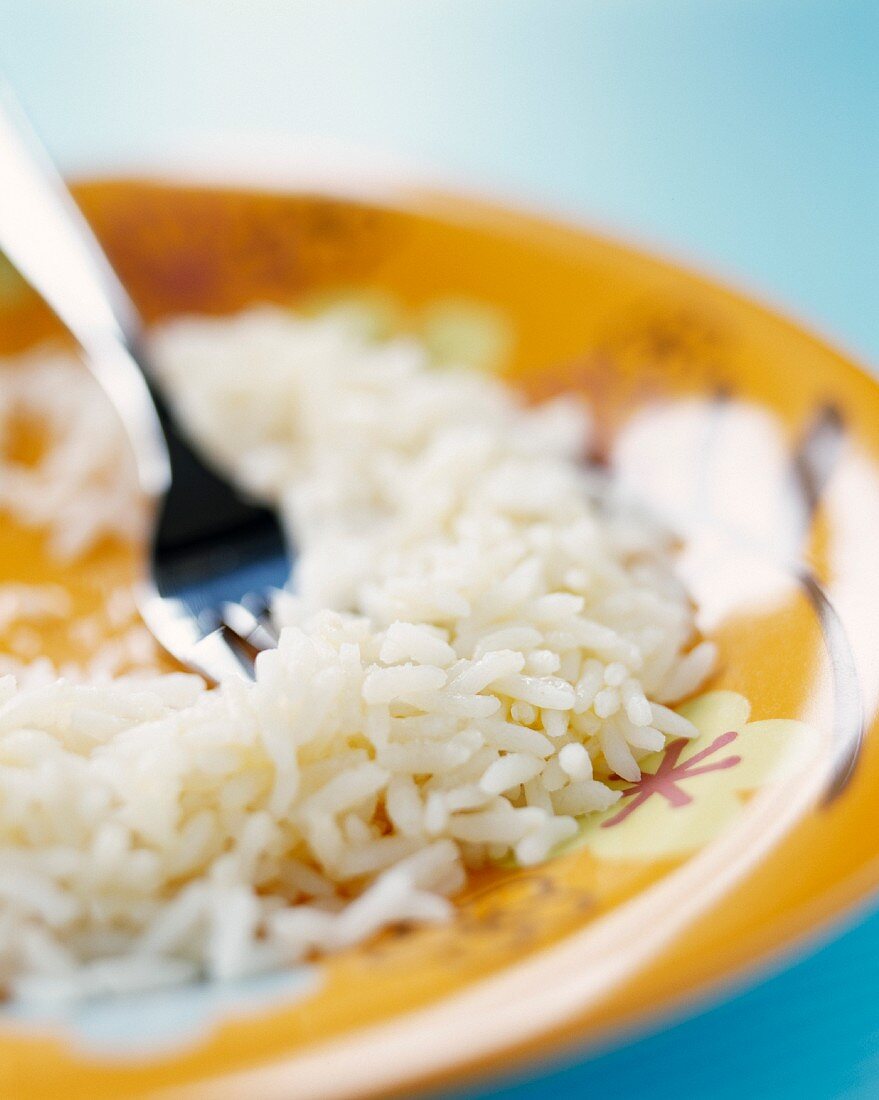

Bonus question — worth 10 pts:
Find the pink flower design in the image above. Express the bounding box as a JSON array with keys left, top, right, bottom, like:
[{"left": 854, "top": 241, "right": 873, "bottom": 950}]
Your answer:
[{"left": 601, "top": 731, "right": 742, "bottom": 829}]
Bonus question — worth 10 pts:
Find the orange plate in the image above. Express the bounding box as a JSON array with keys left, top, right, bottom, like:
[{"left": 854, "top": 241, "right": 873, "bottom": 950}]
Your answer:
[{"left": 2, "top": 180, "right": 879, "bottom": 1100}]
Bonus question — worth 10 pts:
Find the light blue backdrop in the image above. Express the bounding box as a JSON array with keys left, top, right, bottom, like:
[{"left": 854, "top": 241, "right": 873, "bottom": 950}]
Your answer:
[{"left": 2, "top": 2, "right": 878, "bottom": 1096}]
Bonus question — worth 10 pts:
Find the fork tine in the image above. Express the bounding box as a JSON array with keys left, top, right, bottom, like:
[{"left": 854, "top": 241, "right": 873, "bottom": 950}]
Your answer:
[
  {"left": 190, "top": 628, "right": 255, "bottom": 683},
  {"left": 221, "top": 600, "right": 278, "bottom": 653},
  {"left": 241, "top": 590, "right": 281, "bottom": 644},
  {"left": 256, "top": 611, "right": 280, "bottom": 644}
]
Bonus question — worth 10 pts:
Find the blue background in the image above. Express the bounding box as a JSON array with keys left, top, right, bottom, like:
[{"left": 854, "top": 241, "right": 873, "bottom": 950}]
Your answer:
[{"left": 2, "top": 2, "right": 878, "bottom": 1096}]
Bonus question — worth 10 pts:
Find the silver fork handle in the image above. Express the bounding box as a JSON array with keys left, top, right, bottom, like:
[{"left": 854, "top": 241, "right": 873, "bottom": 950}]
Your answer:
[{"left": 0, "top": 85, "right": 170, "bottom": 498}]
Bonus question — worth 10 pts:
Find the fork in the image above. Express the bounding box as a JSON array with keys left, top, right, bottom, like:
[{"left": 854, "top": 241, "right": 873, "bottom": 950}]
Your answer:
[{"left": 0, "top": 88, "right": 291, "bottom": 682}]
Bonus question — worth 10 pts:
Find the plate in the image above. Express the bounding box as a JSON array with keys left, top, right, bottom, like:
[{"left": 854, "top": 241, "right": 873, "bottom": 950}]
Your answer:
[{"left": 2, "top": 180, "right": 879, "bottom": 1099}]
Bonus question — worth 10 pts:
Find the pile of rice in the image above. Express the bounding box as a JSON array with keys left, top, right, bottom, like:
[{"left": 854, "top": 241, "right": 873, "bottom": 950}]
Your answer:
[{"left": 0, "top": 307, "right": 714, "bottom": 1002}]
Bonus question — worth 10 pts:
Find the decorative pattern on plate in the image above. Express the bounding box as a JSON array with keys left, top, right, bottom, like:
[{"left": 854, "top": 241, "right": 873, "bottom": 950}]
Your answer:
[
  {"left": 4, "top": 967, "right": 319, "bottom": 1056},
  {"left": 570, "top": 691, "right": 820, "bottom": 860}
]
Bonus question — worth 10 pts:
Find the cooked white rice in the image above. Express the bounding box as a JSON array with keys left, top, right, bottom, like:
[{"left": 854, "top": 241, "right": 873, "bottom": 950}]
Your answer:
[{"left": 0, "top": 307, "right": 713, "bottom": 1002}]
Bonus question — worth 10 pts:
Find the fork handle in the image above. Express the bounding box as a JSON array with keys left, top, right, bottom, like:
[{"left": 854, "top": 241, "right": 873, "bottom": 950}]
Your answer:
[{"left": 0, "top": 83, "right": 170, "bottom": 498}]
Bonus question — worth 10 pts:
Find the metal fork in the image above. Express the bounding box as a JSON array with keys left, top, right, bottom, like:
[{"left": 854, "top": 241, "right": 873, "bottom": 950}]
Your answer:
[{"left": 0, "top": 88, "right": 291, "bottom": 682}]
